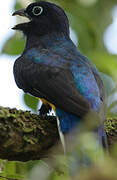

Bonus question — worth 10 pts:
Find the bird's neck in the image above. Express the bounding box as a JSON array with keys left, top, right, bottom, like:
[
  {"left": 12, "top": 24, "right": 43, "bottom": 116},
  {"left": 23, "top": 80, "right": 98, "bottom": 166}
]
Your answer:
[{"left": 24, "top": 32, "right": 70, "bottom": 51}]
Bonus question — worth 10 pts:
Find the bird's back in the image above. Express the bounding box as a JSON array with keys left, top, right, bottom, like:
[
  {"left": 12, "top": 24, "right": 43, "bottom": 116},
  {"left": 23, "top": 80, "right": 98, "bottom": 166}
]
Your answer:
[{"left": 14, "top": 36, "right": 105, "bottom": 120}]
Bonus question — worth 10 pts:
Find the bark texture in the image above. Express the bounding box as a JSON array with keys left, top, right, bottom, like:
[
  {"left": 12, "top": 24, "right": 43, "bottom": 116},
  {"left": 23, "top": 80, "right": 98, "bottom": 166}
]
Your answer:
[
  {"left": 0, "top": 106, "right": 116, "bottom": 161},
  {"left": 0, "top": 106, "right": 59, "bottom": 161}
]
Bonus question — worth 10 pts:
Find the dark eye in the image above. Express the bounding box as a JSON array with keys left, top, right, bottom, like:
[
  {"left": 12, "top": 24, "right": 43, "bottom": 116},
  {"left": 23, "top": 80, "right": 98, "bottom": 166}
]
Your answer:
[{"left": 32, "top": 6, "right": 43, "bottom": 16}]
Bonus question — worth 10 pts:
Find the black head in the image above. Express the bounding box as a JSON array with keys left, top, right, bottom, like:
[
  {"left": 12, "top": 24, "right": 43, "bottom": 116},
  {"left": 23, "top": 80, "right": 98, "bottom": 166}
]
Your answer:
[{"left": 12, "top": 1, "right": 69, "bottom": 37}]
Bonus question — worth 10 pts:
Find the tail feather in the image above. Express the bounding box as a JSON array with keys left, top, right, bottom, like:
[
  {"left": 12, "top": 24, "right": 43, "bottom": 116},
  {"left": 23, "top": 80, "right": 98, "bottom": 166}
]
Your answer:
[{"left": 56, "top": 116, "right": 66, "bottom": 153}]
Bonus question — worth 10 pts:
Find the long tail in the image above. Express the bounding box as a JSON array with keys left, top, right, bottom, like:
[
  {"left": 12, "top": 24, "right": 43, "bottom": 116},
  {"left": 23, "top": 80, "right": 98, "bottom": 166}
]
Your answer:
[{"left": 56, "top": 116, "right": 66, "bottom": 153}]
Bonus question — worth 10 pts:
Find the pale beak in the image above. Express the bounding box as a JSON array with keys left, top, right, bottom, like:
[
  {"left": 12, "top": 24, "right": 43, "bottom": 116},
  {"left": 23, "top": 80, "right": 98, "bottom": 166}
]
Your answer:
[{"left": 12, "top": 9, "right": 27, "bottom": 17}]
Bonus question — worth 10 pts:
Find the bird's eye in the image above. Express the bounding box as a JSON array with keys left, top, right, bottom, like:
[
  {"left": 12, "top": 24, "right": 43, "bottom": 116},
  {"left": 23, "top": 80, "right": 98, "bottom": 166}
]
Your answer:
[{"left": 32, "top": 6, "right": 43, "bottom": 16}]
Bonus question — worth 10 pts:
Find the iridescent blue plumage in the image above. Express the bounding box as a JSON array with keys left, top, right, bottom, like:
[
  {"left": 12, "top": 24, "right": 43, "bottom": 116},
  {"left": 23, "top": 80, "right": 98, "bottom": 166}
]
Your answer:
[
  {"left": 25, "top": 35, "right": 101, "bottom": 133},
  {"left": 13, "top": 1, "right": 108, "bottom": 152}
]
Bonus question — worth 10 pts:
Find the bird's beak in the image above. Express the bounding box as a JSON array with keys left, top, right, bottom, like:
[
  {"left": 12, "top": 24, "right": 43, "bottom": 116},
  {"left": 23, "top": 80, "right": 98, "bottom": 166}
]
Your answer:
[
  {"left": 12, "top": 9, "right": 27, "bottom": 17},
  {"left": 12, "top": 9, "right": 31, "bottom": 30}
]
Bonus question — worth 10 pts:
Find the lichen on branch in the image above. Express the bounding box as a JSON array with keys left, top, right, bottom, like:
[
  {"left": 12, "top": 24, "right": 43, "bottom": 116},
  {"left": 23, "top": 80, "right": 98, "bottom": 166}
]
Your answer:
[
  {"left": 0, "top": 106, "right": 116, "bottom": 161},
  {"left": 0, "top": 106, "right": 59, "bottom": 161}
]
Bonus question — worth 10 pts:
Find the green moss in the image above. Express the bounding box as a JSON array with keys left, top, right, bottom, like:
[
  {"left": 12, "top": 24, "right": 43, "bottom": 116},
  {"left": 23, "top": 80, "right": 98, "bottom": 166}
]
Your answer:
[
  {"left": 105, "top": 118, "right": 117, "bottom": 135},
  {"left": 23, "top": 135, "right": 38, "bottom": 144}
]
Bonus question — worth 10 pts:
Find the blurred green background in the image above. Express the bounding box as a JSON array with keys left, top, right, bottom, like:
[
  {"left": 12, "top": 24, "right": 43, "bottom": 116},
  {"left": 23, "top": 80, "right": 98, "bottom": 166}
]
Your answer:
[{"left": 0, "top": 0, "right": 117, "bottom": 179}]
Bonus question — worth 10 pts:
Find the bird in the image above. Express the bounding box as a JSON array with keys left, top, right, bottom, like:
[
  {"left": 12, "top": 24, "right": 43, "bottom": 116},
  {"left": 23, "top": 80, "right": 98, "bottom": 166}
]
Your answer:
[
  {"left": 12, "top": 1, "right": 108, "bottom": 154},
  {"left": 39, "top": 98, "right": 55, "bottom": 115}
]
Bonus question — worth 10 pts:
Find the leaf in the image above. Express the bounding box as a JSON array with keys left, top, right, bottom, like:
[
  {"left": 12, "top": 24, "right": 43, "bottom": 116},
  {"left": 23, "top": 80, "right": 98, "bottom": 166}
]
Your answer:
[
  {"left": 14, "top": 2, "right": 23, "bottom": 10},
  {"left": 99, "top": 72, "right": 115, "bottom": 96},
  {"left": 2, "top": 33, "right": 25, "bottom": 55},
  {"left": 87, "top": 52, "right": 117, "bottom": 80},
  {"left": 23, "top": 94, "right": 39, "bottom": 112}
]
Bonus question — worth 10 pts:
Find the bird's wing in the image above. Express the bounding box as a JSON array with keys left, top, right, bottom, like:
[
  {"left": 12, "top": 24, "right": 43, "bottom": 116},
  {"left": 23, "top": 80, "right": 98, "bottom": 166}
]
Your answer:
[
  {"left": 14, "top": 52, "right": 92, "bottom": 117},
  {"left": 77, "top": 52, "right": 106, "bottom": 104},
  {"left": 79, "top": 53, "right": 106, "bottom": 121}
]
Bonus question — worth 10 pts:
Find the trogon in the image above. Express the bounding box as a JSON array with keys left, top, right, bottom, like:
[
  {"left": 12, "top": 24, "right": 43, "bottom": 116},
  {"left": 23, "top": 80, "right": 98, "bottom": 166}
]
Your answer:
[{"left": 12, "top": 1, "right": 108, "bottom": 151}]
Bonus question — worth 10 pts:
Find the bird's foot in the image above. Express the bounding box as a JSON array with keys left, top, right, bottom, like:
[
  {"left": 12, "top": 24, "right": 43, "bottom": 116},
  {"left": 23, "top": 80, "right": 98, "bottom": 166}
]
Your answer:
[{"left": 38, "top": 103, "right": 52, "bottom": 117}]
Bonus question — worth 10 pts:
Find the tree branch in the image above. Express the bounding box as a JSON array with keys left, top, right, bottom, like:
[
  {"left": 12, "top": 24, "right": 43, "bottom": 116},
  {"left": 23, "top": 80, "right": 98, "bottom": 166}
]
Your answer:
[
  {"left": 0, "top": 106, "right": 59, "bottom": 161},
  {"left": 0, "top": 106, "right": 116, "bottom": 161}
]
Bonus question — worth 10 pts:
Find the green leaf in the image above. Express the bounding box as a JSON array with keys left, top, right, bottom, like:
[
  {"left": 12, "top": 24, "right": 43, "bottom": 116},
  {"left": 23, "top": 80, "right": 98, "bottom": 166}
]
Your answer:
[
  {"left": 14, "top": 2, "right": 23, "bottom": 10},
  {"left": 87, "top": 52, "right": 117, "bottom": 80},
  {"left": 23, "top": 94, "right": 39, "bottom": 112},
  {"left": 2, "top": 33, "right": 25, "bottom": 55},
  {"left": 99, "top": 72, "right": 115, "bottom": 96}
]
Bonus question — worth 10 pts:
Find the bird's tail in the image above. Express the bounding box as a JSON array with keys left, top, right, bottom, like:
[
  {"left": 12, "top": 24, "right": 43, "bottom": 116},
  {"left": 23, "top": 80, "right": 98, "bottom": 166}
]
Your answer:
[
  {"left": 56, "top": 116, "right": 66, "bottom": 153},
  {"left": 56, "top": 115, "right": 109, "bottom": 178}
]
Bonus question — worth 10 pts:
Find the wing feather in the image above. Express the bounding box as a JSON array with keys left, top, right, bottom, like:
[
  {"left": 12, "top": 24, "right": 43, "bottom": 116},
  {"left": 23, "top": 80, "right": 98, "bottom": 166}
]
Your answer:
[{"left": 14, "top": 56, "right": 91, "bottom": 117}]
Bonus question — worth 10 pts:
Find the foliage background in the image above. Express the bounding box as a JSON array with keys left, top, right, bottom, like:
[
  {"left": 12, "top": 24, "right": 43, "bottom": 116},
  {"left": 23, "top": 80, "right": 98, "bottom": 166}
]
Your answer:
[{"left": 1, "top": 0, "right": 117, "bottom": 179}]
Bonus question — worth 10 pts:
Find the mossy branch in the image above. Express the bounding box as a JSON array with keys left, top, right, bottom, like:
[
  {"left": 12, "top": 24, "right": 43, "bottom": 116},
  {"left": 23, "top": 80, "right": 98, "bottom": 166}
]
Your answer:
[
  {"left": 0, "top": 106, "right": 59, "bottom": 161},
  {"left": 0, "top": 106, "right": 116, "bottom": 161}
]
